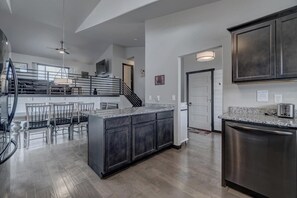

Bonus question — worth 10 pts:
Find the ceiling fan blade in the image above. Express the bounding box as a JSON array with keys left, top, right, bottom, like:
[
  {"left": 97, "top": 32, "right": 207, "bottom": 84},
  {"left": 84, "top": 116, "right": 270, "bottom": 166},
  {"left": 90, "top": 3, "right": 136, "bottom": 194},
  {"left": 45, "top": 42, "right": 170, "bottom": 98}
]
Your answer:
[
  {"left": 46, "top": 47, "right": 57, "bottom": 50},
  {"left": 65, "top": 50, "right": 70, "bottom": 55}
]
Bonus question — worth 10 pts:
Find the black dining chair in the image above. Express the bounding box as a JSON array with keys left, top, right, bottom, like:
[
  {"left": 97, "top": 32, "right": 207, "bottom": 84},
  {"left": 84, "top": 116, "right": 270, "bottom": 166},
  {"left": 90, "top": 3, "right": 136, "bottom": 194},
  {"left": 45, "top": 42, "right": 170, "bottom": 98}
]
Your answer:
[
  {"left": 50, "top": 103, "right": 74, "bottom": 140},
  {"left": 75, "top": 103, "right": 94, "bottom": 134},
  {"left": 24, "top": 105, "right": 51, "bottom": 148}
]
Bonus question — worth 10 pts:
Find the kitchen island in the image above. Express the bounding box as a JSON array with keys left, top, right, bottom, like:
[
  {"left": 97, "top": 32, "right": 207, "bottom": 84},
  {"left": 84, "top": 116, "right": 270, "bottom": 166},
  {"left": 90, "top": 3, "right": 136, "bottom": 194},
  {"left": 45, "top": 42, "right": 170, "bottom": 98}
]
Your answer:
[
  {"left": 220, "top": 107, "right": 296, "bottom": 198},
  {"left": 86, "top": 106, "right": 174, "bottom": 178}
]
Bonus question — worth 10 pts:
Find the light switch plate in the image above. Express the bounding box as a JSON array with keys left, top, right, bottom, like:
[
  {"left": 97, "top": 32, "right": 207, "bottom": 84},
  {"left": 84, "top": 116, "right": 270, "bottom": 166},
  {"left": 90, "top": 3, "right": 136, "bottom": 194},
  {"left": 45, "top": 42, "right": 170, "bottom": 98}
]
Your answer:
[
  {"left": 149, "top": 95, "right": 152, "bottom": 100},
  {"left": 274, "top": 94, "right": 283, "bottom": 103}
]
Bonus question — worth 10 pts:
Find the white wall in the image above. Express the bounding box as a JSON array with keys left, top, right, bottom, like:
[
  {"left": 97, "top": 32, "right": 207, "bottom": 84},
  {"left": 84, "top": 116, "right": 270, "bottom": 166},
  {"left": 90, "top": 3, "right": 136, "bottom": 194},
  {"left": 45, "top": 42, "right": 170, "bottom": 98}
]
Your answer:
[
  {"left": 213, "top": 69, "right": 223, "bottom": 131},
  {"left": 12, "top": 53, "right": 96, "bottom": 74},
  {"left": 97, "top": 44, "right": 128, "bottom": 78},
  {"left": 113, "top": 45, "right": 127, "bottom": 78},
  {"left": 125, "top": 47, "right": 146, "bottom": 103},
  {"left": 145, "top": 0, "right": 297, "bottom": 145},
  {"left": 96, "top": 45, "right": 113, "bottom": 75},
  {"left": 77, "top": 0, "right": 158, "bottom": 31},
  {"left": 97, "top": 45, "right": 146, "bottom": 102}
]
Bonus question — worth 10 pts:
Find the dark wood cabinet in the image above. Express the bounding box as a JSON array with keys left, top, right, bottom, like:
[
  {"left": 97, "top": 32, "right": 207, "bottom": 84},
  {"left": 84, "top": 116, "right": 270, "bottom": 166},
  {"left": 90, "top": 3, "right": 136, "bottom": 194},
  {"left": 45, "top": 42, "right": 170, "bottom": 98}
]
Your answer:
[
  {"left": 229, "top": 6, "right": 297, "bottom": 83},
  {"left": 276, "top": 12, "right": 297, "bottom": 79},
  {"left": 231, "top": 21, "right": 276, "bottom": 82},
  {"left": 132, "top": 121, "right": 156, "bottom": 161},
  {"left": 157, "top": 118, "right": 173, "bottom": 150},
  {"left": 88, "top": 110, "right": 174, "bottom": 178},
  {"left": 105, "top": 125, "right": 131, "bottom": 172}
]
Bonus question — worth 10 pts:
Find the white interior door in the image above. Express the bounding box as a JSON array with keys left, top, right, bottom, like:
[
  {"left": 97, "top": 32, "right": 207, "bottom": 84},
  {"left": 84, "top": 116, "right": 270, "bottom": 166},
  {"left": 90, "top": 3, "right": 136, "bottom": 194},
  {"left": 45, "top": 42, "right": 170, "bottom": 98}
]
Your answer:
[{"left": 188, "top": 71, "right": 212, "bottom": 131}]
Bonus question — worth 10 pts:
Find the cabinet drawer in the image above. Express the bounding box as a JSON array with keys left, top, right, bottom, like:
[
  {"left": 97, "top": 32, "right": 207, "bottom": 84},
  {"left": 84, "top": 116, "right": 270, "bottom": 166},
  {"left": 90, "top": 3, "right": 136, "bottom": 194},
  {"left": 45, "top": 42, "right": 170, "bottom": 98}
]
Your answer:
[
  {"left": 105, "top": 116, "right": 130, "bottom": 129},
  {"left": 157, "top": 111, "right": 173, "bottom": 120},
  {"left": 132, "top": 113, "right": 156, "bottom": 124}
]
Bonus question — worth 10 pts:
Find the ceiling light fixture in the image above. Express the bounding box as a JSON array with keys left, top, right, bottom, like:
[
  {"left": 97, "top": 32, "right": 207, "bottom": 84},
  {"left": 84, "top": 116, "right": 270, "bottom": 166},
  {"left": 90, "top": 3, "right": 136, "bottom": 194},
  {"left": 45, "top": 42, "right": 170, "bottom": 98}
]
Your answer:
[
  {"left": 54, "top": 0, "right": 72, "bottom": 85},
  {"left": 196, "top": 51, "right": 215, "bottom": 62}
]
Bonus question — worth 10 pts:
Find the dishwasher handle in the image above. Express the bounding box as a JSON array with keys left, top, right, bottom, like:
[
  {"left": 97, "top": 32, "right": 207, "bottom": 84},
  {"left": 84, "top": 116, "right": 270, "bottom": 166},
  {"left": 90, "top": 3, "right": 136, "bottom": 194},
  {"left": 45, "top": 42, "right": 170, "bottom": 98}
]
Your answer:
[{"left": 227, "top": 123, "right": 294, "bottom": 136}]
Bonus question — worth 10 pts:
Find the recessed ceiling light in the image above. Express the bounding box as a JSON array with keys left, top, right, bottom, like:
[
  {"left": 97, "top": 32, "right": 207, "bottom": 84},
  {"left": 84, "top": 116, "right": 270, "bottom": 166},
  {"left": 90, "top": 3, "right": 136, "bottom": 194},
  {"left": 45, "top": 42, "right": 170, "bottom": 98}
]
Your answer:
[
  {"left": 134, "top": 38, "right": 138, "bottom": 41},
  {"left": 5, "top": 41, "right": 8, "bottom": 45}
]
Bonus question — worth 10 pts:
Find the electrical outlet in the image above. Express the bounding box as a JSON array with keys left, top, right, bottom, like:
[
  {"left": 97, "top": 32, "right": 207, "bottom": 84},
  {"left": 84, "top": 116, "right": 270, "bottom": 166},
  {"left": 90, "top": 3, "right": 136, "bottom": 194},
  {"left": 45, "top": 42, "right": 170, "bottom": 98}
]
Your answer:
[
  {"left": 172, "top": 95, "right": 176, "bottom": 101},
  {"left": 156, "top": 96, "right": 160, "bottom": 102}
]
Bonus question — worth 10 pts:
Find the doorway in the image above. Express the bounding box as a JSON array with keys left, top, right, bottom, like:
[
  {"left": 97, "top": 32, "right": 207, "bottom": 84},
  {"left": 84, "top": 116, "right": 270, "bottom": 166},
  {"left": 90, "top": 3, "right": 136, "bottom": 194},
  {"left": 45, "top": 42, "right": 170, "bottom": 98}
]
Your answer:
[
  {"left": 122, "top": 63, "right": 134, "bottom": 91},
  {"left": 187, "top": 69, "right": 214, "bottom": 131}
]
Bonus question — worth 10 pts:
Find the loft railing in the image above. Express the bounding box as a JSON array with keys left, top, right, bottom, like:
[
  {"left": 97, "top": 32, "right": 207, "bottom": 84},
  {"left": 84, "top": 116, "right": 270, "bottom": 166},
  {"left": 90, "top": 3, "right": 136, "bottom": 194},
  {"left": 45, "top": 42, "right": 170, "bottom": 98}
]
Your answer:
[
  {"left": 121, "top": 81, "right": 143, "bottom": 107},
  {"left": 10, "top": 68, "right": 122, "bottom": 97}
]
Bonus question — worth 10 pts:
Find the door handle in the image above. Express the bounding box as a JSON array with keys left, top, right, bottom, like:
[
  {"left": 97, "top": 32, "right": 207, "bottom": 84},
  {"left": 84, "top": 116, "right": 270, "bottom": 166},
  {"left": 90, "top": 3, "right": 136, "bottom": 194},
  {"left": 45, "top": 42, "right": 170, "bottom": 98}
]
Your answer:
[
  {"left": 227, "top": 123, "right": 293, "bottom": 136},
  {"left": 8, "top": 58, "right": 18, "bottom": 126},
  {"left": 0, "top": 139, "right": 17, "bottom": 165},
  {"left": 188, "top": 102, "right": 192, "bottom": 106}
]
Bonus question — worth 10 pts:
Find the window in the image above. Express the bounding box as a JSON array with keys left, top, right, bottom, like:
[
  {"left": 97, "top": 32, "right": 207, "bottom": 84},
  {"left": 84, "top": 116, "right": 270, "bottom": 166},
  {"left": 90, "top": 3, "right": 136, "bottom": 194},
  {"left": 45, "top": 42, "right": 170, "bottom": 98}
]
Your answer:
[
  {"left": 37, "top": 64, "right": 69, "bottom": 81},
  {"left": 14, "top": 62, "right": 28, "bottom": 72}
]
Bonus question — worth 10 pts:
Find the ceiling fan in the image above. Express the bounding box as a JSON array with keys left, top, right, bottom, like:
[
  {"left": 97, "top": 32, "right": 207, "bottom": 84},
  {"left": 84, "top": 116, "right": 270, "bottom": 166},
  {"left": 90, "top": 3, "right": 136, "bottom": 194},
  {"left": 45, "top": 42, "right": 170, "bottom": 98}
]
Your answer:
[
  {"left": 48, "top": 0, "right": 70, "bottom": 55},
  {"left": 54, "top": 41, "right": 70, "bottom": 55}
]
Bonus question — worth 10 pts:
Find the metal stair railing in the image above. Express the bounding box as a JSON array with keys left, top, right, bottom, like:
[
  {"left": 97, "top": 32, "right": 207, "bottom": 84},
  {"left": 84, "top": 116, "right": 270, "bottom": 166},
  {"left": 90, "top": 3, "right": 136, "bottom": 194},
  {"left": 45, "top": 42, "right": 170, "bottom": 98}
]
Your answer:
[{"left": 121, "top": 81, "right": 143, "bottom": 107}]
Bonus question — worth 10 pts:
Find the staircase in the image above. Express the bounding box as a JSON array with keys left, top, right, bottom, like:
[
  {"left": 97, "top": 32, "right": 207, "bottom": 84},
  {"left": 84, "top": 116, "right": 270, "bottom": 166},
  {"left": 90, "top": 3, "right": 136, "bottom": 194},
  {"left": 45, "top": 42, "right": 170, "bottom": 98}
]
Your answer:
[{"left": 121, "top": 81, "right": 143, "bottom": 107}]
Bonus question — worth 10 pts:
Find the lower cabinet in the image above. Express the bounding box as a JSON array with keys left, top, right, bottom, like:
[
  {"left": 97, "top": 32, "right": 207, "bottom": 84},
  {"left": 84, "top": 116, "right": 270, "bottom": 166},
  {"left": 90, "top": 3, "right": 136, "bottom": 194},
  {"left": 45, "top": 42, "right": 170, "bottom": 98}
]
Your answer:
[
  {"left": 157, "top": 118, "right": 173, "bottom": 150},
  {"left": 88, "top": 111, "right": 174, "bottom": 178},
  {"left": 132, "top": 121, "right": 156, "bottom": 161},
  {"left": 105, "top": 126, "right": 131, "bottom": 172}
]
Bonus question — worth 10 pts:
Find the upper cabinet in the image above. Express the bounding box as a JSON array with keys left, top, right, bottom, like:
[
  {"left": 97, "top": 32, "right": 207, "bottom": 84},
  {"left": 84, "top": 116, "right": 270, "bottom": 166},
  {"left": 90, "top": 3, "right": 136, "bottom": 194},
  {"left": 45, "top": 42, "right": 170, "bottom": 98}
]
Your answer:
[
  {"left": 229, "top": 6, "right": 297, "bottom": 83},
  {"left": 276, "top": 13, "right": 297, "bottom": 79},
  {"left": 232, "top": 21, "right": 276, "bottom": 82}
]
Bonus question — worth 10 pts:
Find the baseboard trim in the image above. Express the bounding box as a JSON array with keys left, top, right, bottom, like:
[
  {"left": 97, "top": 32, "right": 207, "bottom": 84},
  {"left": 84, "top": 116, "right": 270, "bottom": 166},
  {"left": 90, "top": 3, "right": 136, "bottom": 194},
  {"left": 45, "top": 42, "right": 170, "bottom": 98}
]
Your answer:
[{"left": 172, "top": 144, "right": 182, "bottom": 150}]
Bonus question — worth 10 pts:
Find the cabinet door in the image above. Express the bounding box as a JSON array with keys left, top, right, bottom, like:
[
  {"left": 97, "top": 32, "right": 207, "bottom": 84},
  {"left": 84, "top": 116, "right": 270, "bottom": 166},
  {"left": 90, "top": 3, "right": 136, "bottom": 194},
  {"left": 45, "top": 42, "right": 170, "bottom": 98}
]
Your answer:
[
  {"left": 157, "top": 118, "right": 173, "bottom": 150},
  {"left": 132, "top": 121, "right": 156, "bottom": 161},
  {"left": 276, "top": 13, "right": 297, "bottom": 79},
  {"left": 105, "top": 126, "right": 131, "bottom": 172},
  {"left": 232, "top": 21, "right": 276, "bottom": 82}
]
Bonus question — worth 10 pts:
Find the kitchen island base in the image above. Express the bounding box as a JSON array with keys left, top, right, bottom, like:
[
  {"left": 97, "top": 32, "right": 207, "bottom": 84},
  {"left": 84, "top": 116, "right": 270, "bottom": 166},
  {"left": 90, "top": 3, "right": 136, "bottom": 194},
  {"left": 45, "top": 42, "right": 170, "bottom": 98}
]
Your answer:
[{"left": 88, "top": 109, "right": 174, "bottom": 178}]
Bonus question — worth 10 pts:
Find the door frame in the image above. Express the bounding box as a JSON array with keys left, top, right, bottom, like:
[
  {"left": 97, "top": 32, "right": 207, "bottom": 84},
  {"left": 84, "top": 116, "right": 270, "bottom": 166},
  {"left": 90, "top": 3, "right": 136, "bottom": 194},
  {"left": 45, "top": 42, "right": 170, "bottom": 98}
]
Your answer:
[
  {"left": 122, "top": 63, "right": 134, "bottom": 91},
  {"left": 186, "top": 68, "right": 214, "bottom": 132}
]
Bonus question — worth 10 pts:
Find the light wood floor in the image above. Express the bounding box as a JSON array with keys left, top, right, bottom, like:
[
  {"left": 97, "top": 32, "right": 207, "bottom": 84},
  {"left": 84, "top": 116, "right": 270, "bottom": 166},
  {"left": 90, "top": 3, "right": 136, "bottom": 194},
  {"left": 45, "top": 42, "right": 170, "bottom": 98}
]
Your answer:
[{"left": 0, "top": 132, "right": 248, "bottom": 198}]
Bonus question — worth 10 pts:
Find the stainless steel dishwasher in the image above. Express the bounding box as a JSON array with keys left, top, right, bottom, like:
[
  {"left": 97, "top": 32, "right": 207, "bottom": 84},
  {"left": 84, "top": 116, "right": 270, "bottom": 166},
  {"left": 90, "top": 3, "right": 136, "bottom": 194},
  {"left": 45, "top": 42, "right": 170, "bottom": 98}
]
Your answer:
[{"left": 223, "top": 121, "right": 296, "bottom": 198}]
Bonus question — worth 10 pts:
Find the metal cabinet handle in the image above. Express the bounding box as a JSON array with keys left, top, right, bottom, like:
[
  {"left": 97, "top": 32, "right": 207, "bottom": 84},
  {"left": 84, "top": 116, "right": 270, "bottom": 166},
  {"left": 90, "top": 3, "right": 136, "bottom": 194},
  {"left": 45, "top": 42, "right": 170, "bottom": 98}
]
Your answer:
[{"left": 227, "top": 123, "right": 293, "bottom": 136}]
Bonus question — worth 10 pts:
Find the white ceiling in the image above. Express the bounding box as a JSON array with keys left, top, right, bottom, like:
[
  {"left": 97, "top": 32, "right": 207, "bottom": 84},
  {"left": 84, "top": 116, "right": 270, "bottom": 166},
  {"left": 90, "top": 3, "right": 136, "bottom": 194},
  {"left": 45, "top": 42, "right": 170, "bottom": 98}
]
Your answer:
[{"left": 0, "top": 0, "right": 220, "bottom": 64}]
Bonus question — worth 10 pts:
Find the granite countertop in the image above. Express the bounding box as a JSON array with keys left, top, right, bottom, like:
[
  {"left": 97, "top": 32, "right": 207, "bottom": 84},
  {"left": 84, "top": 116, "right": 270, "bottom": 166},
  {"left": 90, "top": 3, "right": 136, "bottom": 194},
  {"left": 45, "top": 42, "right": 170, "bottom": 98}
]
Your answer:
[
  {"left": 84, "top": 105, "right": 175, "bottom": 119},
  {"left": 220, "top": 107, "right": 297, "bottom": 128}
]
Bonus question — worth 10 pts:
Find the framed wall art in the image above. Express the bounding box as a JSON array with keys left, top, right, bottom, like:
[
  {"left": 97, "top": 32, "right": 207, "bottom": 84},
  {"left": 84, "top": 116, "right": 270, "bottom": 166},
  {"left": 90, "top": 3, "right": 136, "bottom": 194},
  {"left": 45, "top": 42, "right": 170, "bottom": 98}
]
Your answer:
[{"left": 155, "top": 75, "right": 165, "bottom": 85}]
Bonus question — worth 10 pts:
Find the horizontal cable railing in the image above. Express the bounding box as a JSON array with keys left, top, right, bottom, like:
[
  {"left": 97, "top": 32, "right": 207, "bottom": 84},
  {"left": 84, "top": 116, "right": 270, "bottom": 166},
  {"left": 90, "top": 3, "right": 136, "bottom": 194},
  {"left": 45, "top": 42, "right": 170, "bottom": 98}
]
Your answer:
[{"left": 10, "top": 68, "right": 121, "bottom": 96}]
